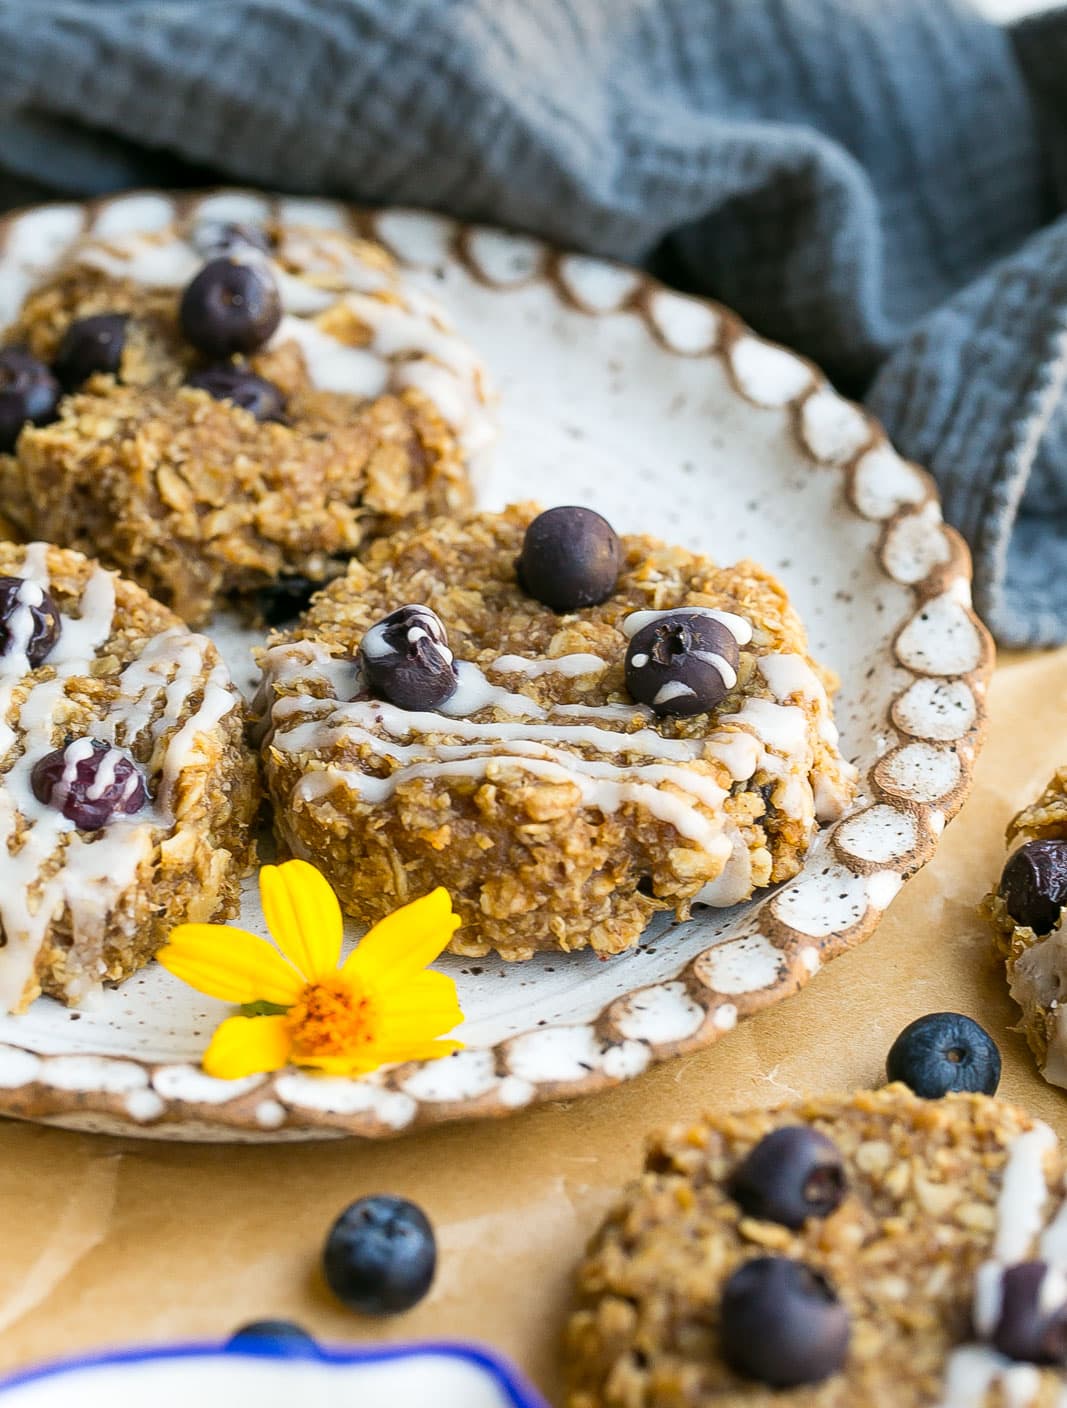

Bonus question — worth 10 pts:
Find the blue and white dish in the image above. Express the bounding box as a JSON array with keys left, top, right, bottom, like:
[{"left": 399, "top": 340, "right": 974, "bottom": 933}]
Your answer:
[{"left": 0, "top": 1338, "right": 549, "bottom": 1408}]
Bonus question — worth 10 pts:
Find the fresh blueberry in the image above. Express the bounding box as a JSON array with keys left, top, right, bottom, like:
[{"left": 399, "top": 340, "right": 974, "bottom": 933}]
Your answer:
[
  {"left": 991, "top": 1262, "right": 1067, "bottom": 1365},
  {"left": 186, "top": 364, "right": 286, "bottom": 422},
  {"left": 886, "top": 1012, "right": 1001, "bottom": 1099},
  {"left": 729, "top": 1127, "right": 846, "bottom": 1229},
  {"left": 31, "top": 738, "right": 148, "bottom": 830},
  {"left": 193, "top": 220, "right": 273, "bottom": 260},
  {"left": 517, "top": 506, "right": 621, "bottom": 612},
  {"left": 720, "top": 1257, "right": 850, "bottom": 1388},
  {"left": 179, "top": 257, "right": 282, "bottom": 358},
  {"left": 323, "top": 1194, "right": 436, "bottom": 1316},
  {"left": 360, "top": 605, "right": 458, "bottom": 712},
  {"left": 226, "top": 1319, "right": 319, "bottom": 1357},
  {"left": 999, "top": 839, "right": 1067, "bottom": 935},
  {"left": 0, "top": 347, "right": 60, "bottom": 451},
  {"left": 256, "top": 575, "right": 323, "bottom": 626},
  {"left": 625, "top": 610, "right": 740, "bottom": 717},
  {"left": 54, "top": 313, "right": 127, "bottom": 389},
  {"left": 0, "top": 576, "right": 60, "bottom": 666}
]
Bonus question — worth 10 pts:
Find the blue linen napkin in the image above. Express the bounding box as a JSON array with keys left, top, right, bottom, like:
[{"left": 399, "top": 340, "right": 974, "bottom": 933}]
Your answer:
[{"left": 0, "top": 0, "right": 1062, "bottom": 646}]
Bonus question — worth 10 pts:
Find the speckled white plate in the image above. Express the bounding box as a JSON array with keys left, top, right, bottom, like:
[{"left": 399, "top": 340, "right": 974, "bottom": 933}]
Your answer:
[{"left": 0, "top": 191, "right": 993, "bottom": 1141}]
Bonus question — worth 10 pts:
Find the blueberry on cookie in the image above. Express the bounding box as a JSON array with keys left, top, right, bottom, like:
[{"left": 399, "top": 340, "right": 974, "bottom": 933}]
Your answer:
[
  {"left": 54, "top": 313, "right": 128, "bottom": 388},
  {"left": 0, "top": 347, "right": 59, "bottom": 451},
  {"left": 179, "top": 256, "right": 282, "bottom": 357},
  {"left": 517, "top": 505, "right": 621, "bottom": 612}
]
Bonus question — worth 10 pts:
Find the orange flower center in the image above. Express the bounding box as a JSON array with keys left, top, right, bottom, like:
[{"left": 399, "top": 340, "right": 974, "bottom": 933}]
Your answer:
[{"left": 286, "top": 976, "right": 376, "bottom": 1059}]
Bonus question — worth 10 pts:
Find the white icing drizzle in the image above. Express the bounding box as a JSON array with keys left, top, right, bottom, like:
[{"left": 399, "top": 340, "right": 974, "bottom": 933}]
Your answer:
[
  {"left": 262, "top": 635, "right": 851, "bottom": 908},
  {"left": 67, "top": 220, "right": 496, "bottom": 456},
  {"left": 0, "top": 551, "right": 241, "bottom": 1012},
  {"left": 490, "top": 653, "right": 607, "bottom": 679},
  {"left": 938, "top": 1348, "right": 1041, "bottom": 1408},
  {"left": 0, "top": 204, "right": 86, "bottom": 324},
  {"left": 759, "top": 652, "right": 844, "bottom": 751},
  {"left": 994, "top": 1125, "right": 1057, "bottom": 1264},
  {"left": 621, "top": 606, "right": 753, "bottom": 646},
  {"left": 439, "top": 661, "right": 546, "bottom": 718},
  {"left": 270, "top": 314, "right": 387, "bottom": 397},
  {"left": 78, "top": 235, "right": 201, "bottom": 288},
  {"left": 939, "top": 1122, "right": 1061, "bottom": 1407},
  {"left": 694, "top": 831, "right": 753, "bottom": 907}
]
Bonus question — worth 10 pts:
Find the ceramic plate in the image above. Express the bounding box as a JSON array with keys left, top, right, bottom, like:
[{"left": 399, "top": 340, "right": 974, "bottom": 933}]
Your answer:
[{"left": 0, "top": 191, "right": 993, "bottom": 1140}]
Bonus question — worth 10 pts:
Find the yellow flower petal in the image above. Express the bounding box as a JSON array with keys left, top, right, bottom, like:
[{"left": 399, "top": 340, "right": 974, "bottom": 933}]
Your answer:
[
  {"left": 376, "top": 971, "right": 464, "bottom": 1038},
  {"left": 259, "top": 860, "right": 342, "bottom": 982},
  {"left": 158, "top": 925, "right": 305, "bottom": 1007},
  {"left": 343, "top": 887, "right": 461, "bottom": 988},
  {"left": 202, "top": 1015, "right": 293, "bottom": 1080},
  {"left": 301, "top": 1038, "right": 463, "bottom": 1077}
]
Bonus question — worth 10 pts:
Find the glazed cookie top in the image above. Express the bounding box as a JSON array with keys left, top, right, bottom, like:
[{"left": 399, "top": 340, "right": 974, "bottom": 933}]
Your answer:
[
  {"left": 258, "top": 504, "right": 856, "bottom": 899},
  {"left": 4, "top": 212, "right": 495, "bottom": 457},
  {"left": 567, "top": 1088, "right": 1067, "bottom": 1407},
  {"left": 0, "top": 542, "right": 244, "bottom": 1010}
]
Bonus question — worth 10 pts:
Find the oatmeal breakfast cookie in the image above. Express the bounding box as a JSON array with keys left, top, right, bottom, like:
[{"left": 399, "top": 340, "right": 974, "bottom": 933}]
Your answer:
[
  {"left": 0, "top": 214, "right": 492, "bottom": 623},
  {"left": 0, "top": 540, "right": 257, "bottom": 1011},
  {"left": 983, "top": 769, "right": 1067, "bottom": 1090},
  {"left": 256, "top": 502, "right": 856, "bottom": 961},
  {"left": 566, "top": 1086, "right": 1067, "bottom": 1407}
]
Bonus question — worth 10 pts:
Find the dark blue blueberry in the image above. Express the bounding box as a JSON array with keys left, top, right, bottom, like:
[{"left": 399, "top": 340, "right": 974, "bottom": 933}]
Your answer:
[
  {"left": 31, "top": 738, "right": 148, "bottom": 830},
  {"left": 55, "top": 314, "right": 127, "bottom": 389},
  {"left": 186, "top": 365, "right": 285, "bottom": 422},
  {"left": 256, "top": 574, "right": 322, "bottom": 626},
  {"left": 180, "top": 257, "right": 281, "bottom": 358},
  {"left": 360, "top": 605, "right": 457, "bottom": 712},
  {"left": 517, "top": 506, "right": 621, "bottom": 612},
  {"left": 0, "top": 347, "right": 60, "bottom": 451},
  {"left": 729, "top": 1127, "right": 846, "bottom": 1229},
  {"left": 0, "top": 576, "right": 60, "bottom": 666},
  {"left": 992, "top": 1262, "right": 1067, "bottom": 1365},
  {"left": 1000, "top": 839, "right": 1067, "bottom": 935},
  {"left": 720, "top": 1257, "right": 850, "bottom": 1388},
  {"left": 886, "top": 1012, "right": 1001, "bottom": 1099},
  {"left": 625, "top": 611, "right": 740, "bottom": 717},
  {"left": 323, "top": 1194, "right": 436, "bottom": 1316},
  {"left": 226, "top": 1320, "right": 319, "bottom": 1357}
]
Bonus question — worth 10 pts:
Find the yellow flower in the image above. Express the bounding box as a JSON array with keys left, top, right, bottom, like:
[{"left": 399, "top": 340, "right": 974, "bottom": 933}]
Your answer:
[{"left": 157, "top": 861, "right": 464, "bottom": 1081}]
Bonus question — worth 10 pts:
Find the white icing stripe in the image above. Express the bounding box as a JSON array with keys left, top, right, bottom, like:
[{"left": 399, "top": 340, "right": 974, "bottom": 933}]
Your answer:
[
  {"left": 273, "top": 694, "right": 708, "bottom": 765},
  {"left": 937, "top": 1347, "right": 1041, "bottom": 1408},
  {"left": 759, "top": 652, "right": 843, "bottom": 749},
  {"left": 296, "top": 754, "right": 732, "bottom": 853},
  {"left": 993, "top": 1124, "right": 1056, "bottom": 1264},
  {"left": 490, "top": 653, "right": 607, "bottom": 679},
  {"left": 692, "top": 650, "right": 738, "bottom": 689},
  {"left": 271, "top": 314, "right": 386, "bottom": 397},
  {"left": 939, "top": 1122, "right": 1059, "bottom": 1407},
  {"left": 0, "top": 553, "right": 240, "bottom": 1013},
  {"left": 694, "top": 831, "right": 753, "bottom": 907},
  {"left": 68, "top": 221, "right": 496, "bottom": 456},
  {"left": 621, "top": 606, "right": 753, "bottom": 646},
  {"left": 263, "top": 640, "right": 841, "bottom": 889}
]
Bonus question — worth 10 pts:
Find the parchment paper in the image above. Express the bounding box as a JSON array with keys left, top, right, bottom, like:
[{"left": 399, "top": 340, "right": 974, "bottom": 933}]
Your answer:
[{"left": 0, "top": 647, "right": 1064, "bottom": 1405}]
